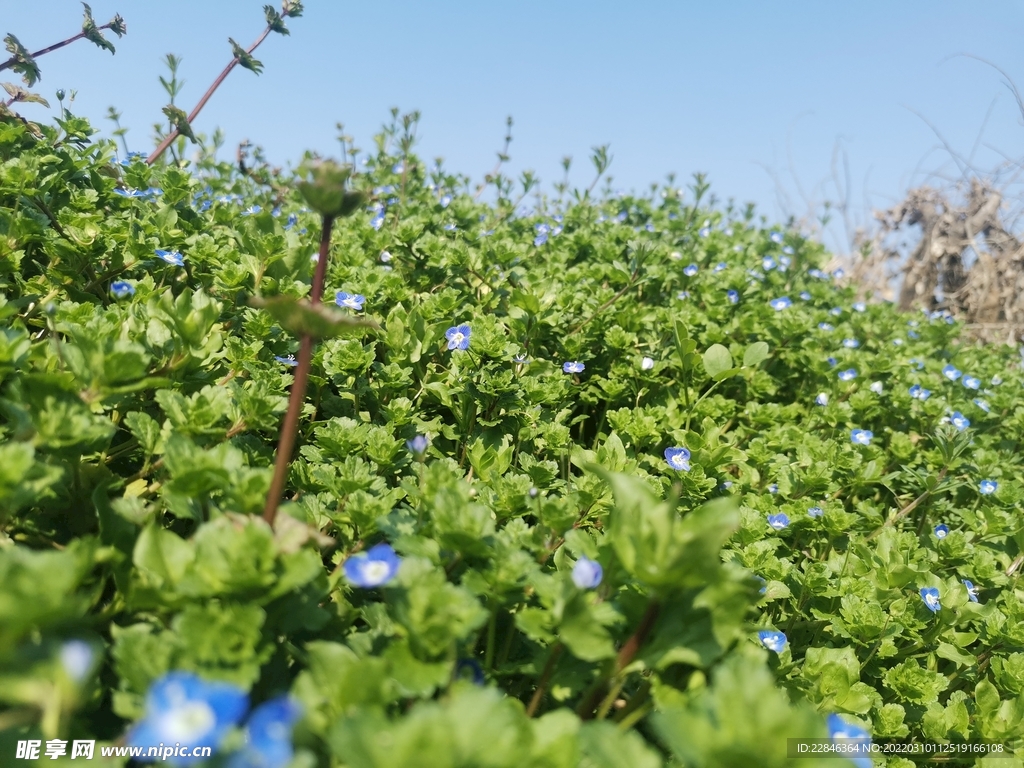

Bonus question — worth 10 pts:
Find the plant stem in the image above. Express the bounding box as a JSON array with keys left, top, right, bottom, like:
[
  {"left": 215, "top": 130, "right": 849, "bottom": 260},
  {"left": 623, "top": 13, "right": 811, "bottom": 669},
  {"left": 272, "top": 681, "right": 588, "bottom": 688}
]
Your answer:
[
  {"left": 262, "top": 215, "right": 334, "bottom": 525},
  {"left": 147, "top": 8, "right": 294, "bottom": 165},
  {"left": 526, "top": 643, "right": 563, "bottom": 717},
  {"left": 0, "top": 22, "right": 118, "bottom": 73}
]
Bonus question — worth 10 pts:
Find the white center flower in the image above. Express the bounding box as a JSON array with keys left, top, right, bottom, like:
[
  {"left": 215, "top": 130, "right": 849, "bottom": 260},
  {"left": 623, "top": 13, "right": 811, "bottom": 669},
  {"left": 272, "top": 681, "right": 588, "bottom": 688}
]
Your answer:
[
  {"left": 359, "top": 560, "right": 392, "bottom": 586},
  {"left": 159, "top": 700, "right": 216, "bottom": 743}
]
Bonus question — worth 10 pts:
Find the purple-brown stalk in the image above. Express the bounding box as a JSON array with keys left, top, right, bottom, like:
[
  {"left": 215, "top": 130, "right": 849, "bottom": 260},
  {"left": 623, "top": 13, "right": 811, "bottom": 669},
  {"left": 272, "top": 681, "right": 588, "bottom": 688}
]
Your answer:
[
  {"left": 0, "top": 22, "right": 120, "bottom": 74},
  {"left": 262, "top": 214, "right": 334, "bottom": 525},
  {"left": 146, "top": 7, "right": 295, "bottom": 165}
]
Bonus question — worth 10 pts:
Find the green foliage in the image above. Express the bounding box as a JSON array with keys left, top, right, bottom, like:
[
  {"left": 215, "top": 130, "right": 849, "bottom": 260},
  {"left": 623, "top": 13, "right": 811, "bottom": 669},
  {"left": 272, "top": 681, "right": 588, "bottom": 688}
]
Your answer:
[{"left": 0, "top": 105, "right": 1023, "bottom": 767}]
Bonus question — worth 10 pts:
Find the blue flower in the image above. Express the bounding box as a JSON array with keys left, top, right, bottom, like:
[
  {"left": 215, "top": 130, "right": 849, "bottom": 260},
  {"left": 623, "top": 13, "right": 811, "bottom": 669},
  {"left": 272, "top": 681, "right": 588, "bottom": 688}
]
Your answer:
[
  {"left": 808, "top": 268, "right": 827, "bottom": 279},
  {"left": 782, "top": 245, "right": 794, "bottom": 254},
  {"left": 156, "top": 249, "right": 184, "bottom": 267},
  {"left": 991, "top": 375, "right": 1003, "bottom": 386},
  {"left": 615, "top": 211, "right": 628, "bottom": 223},
  {"left": 344, "top": 543, "right": 401, "bottom": 588},
  {"left": 962, "top": 376, "right": 980, "bottom": 390},
  {"left": 833, "top": 269, "right": 846, "bottom": 279},
  {"left": 826, "top": 357, "right": 837, "bottom": 367},
  {"left": 534, "top": 232, "right": 549, "bottom": 246},
  {"left": 893, "top": 338, "right": 904, "bottom": 346},
  {"left": 830, "top": 306, "right": 843, "bottom": 316},
  {"left": 818, "top": 322, "right": 834, "bottom": 331},
  {"left": 664, "top": 447, "right": 691, "bottom": 472},
  {"left": 963, "top": 579, "right": 979, "bottom": 603},
  {"left": 445, "top": 324, "right": 471, "bottom": 351},
  {"left": 807, "top": 506, "right": 823, "bottom": 518},
  {"left": 698, "top": 226, "right": 711, "bottom": 237},
  {"left": 439, "top": 193, "right": 452, "bottom": 208},
  {"left": 227, "top": 697, "right": 302, "bottom": 768},
  {"left": 714, "top": 262, "right": 727, "bottom": 273},
  {"left": 563, "top": 361, "right": 585, "bottom": 374},
  {"left": 757, "top": 630, "right": 787, "bottom": 653},
  {"left": 726, "top": 289, "right": 739, "bottom": 304},
  {"left": 127, "top": 672, "right": 248, "bottom": 765},
  {"left": 762, "top": 257, "right": 777, "bottom": 271},
  {"left": 979, "top": 479, "right": 998, "bottom": 495},
  {"left": 908, "top": 384, "right": 930, "bottom": 400},
  {"left": 942, "top": 364, "right": 962, "bottom": 381},
  {"left": 683, "top": 264, "right": 698, "bottom": 277},
  {"left": 852, "top": 301, "right": 866, "bottom": 312},
  {"left": 815, "top": 393, "right": 828, "bottom": 406},
  {"left": 241, "top": 204, "right": 262, "bottom": 216},
  {"left": 677, "top": 291, "right": 690, "bottom": 300},
  {"left": 335, "top": 292, "right": 365, "bottom": 311},
  {"left": 973, "top": 398, "right": 991, "bottom": 413},
  {"left": 920, "top": 586, "right": 940, "bottom": 613},
  {"left": 910, "top": 358, "right": 925, "bottom": 371},
  {"left": 284, "top": 213, "right": 298, "bottom": 230},
  {"left": 769, "top": 231, "right": 783, "bottom": 244},
  {"left": 767, "top": 483, "right": 778, "bottom": 494},
  {"left": 572, "top": 556, "right": 603, "bottom": 589},
  {"left": 443, "top": 223, "right": 457, "bottom": 232},
  {"left": 110, "top": 280, "right": 135, "bottom": 299},
  {"left": 370, "top": 210, "right": 385, "bottom": 230},
  {"left": 454, "top": 659, "right": 485, "bottom": 686},
  {"left": 870, "top": 381, "right": 884, "bottom": 394},
  {"left": 934, "top": 524, "right": 949, "bottom": 539},
  {"left": 838, "top": 368, "right": 857, "bottom": 382},
  {"left": 843, "top": 338, "right": 860, "bottom": 349},
  {"left": 406, "top": 435, "right": 428, "bottom": 454},
  {"left": 800, "top": 291, "right": 812, "bottom": 301},
  {"left": 755, "top": 576, "right": 767, "bottom": 594},
  {"left": 641, "top": 356, "right": 655, "bottom": 370},
  {"left": 950, "top": 411, "right": 970, "bottom": 431},
  {"left": 907, "top": 330, "right": 920, "bottom": 339},
  {"left": 274, "top": 355, "right": 297, "bottom": 367},
  {"left": 827, "top": 714, "right": 872, "bottom": 768},
  {"left": 851, "top": 429, "right": 873, "bottom": 446},
  {"left": 769, "top": 296, "right": 791, "bottom": 311},
  {"left": 119, "top": 151, "right": 147, "bottom": 166},
  {"left": 767, "top": 513, "right": 789, "bottom": 530}
]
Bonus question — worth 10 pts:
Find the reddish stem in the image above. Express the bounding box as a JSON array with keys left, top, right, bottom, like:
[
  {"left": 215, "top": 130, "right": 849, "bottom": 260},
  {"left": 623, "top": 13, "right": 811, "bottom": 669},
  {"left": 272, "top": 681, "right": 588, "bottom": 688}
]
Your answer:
[
  {"left": 262, "top": 215, "right": 334, "bottom": 525},
  {"left": 147, "top": 11, "right": 287, "bottom": 165},
  {"left": 0, "top": 23, "right": 117, "bottom": 73}
]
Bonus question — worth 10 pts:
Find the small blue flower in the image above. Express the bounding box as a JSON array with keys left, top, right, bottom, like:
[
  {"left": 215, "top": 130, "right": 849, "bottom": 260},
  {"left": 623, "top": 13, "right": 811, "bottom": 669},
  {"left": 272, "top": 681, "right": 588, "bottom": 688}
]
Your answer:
[
  {"left": 833, "top": 269, "right": 845, "bottom": 279},
  {"left": 767, "top": 513, "right": 789, "bottom": 530},
  {"left": 615, "top": 211, "right": 628, "bottom": 223},
  {"left": 757, "top": 630, "right": 787, "bottom": 653},
  {"left": 113, "top": 187, "right": 148, "bottom": 198},
  {"left": 950, "top": 411, "right": 970, "bottom": 431},
  {"left": 852, "top": 301, "right": 866, "bottom": 312},
  {"left": 807, "top": 506, "right": 823, "bottom": 518},
  {"left": 909, "top": 358, "right": 925, "bottom": 371},
  {"left": 335, "top": 291, "right": 365, "bottom": 311},
  {"left": 641, "top": 356, "right": 655, "bottom": 370},
  {"left": 445, "top": 324, "right": 471, "bottom": 351},
  {"left": 755, "top": 576, "right": 767, "bottom": 594},
  {"left": 440, "top": 193, "right": 452, "bottom": 208},
  {"left": 838, "top": 368, "right": 857, "bottom": 382},
  {"left": 979, "top": 479, "right": 998, "bottom": 495},
  {"left": 241, "top": 204, "right": 262, "bottom": 216},
  {"left": 830, "top": 306, "right": 843, "bottom": 316},
  {"left": 799, "top": 291, "right": 812, "bottom": 301},
  {"left": 726, "top": 289, "right": 739, "bottom": 304},
  {"left": 851, "top": 429, "right": 873, "bottom": 446},
  {"left": 934, "top": 524, "right": 949, "bottom": 539},
  {"left": 962, "top": 376, "right": 980, "bottom": 390},
  {"left": 767, "top": 483, "right": 778, "bottom": 494},
  {"left": 392, "top": 161, "right": 404, "bottom": 174},
  {"left": 406, "top": 435, "right": 428, "bottom": 454},
  {"left": 714, "top": 262, "right": 727, "bottom": 273},
  {"left": 843, "top": 338, "right": 860, "bottom": 349},
  {"left": 870, "top": 381, "right": 884, "bottom": 394},
  {"left": 344, "top": 543, "right": 401, "bottom": 588},
  {"left": 942, "top": 364, "right": 962, "bottom": 381},
  {"left": 454, "top": 659, "right": 485, "bottom": 686},
  {"left": 826, "top": 357, "right": 837, "bottom": 367},
  {"left": 155, "top": 249, "right": 184, "bottom": 267},
  {"left": 683, "top": 264, "right": 698, "bottom": 277},
  {"left": 893, "top": 338, "right": 904, "bottom": 346},
  {"left": 664, "top": 447, "right": 691, "bottom": 472},
  {"left": 443, "top": 223, "right": 457, "bottom": 232},
  {"left": 274, "top": 355, "right": 297, "bottom": 367},
  {"left": 973, "top": 398, "right": 991, "bottom": 413},
  {"left": 762, "top": 256, "right": 776, "bottom": 271},
  {"left": 534, "top": 232, "right": 549, "bottom": 246},
  {"left": 782, "top": 245, "right": 794, "bottom": 255},
  {"left": 963, "top": 579, "right": 979, "bottom": 603},
  {"left": 563, "top": 361, "right": 585, "bottom": 374},
  {"left": 907, "top": 330, "right": 920, "bottom": 339},
  {"left": 110, "top": 280, "right": 135, "bottom": 299},
  {"left": 769, "top": 296, "right": 791, "bottom": 311},
  {"left": 818, "top": 322, "right": 834, "bottom": 331},
  {"left": 119, "top": 151, "right": 147, "bottom": 166},
  {"left": 284, "top": 213, "right": 298, "bottom": 230},
  {"left": 808, "top": 268, "right": 827, "bottom": 279},
  {"left": 370, "top": 211, "right": 385, "bottom": 230},
  {"left": 827, "top": 714, "right": 872, "bottom": 768},
  {"left": 769, "top": 231, "right": 783, "bottom": 244},
  {"left": 677, "top": 291, "right": 690, "bottom": 300},
  {"left": 991, "top": 375, "right": 1003, "bottom": 386},
  {"left": 919, "top": 586, "right": 940, "bottom": 613},
  {"left": 908, "top": 384, "right": 930, "bottom": 400},
  {"left": 698, "top": 226, "right": 711, "bottom": 237},
  {"left": 227, "top": 697, "right": 302, "bottom": 768},
  {"left": 572, "top": 556, "right": 603, "bottom": 589},
  {"left": 815, "top": 393, "right": 828, "bottom": 406},
  {"left": 127, "top": 672, "right": 248, "bottom": 764}
]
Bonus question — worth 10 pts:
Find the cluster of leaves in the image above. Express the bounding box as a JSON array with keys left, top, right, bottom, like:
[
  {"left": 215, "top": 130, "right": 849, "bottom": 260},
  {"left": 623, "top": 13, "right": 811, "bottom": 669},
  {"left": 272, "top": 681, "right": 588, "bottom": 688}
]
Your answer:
[{"left": 1, "top": 103, "right": 1023, "bottom": 768}]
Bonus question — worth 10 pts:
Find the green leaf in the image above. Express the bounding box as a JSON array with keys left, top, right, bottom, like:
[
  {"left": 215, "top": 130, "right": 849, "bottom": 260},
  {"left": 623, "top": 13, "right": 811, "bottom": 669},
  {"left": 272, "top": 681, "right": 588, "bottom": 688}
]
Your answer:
[
  {"left": 1, "top": 82, "right": 49, "bottom": 107},
  {"left": 229, "top": 38, "right": 264, "bottom": 74},
  {"left": 742, "top": 341, "right": 769, "bottom": 367},
  {"left": 81, "top": 3, "right": 116, "bottom": 54},
  {"left": 249, "top": 295, "right": 379, "bottom": 339},
  {"left": 702, "top": 343, "right": 733, "bottom": 379},
  {"left": 296, "top": 159, "right": 368, "bottom": 218},
  {"left": 162, "top": 103, "right": 196, "bottom": 142},
  {"left": 3, "top": 34, "right": 40, "bottom": 86},
  {"left": 264, "top": 4, "right": 290, "bottom": 34}
]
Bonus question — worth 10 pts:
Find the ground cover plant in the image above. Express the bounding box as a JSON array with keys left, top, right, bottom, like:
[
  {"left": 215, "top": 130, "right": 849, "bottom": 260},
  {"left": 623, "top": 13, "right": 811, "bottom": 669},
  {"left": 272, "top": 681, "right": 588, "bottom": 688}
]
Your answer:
[{"left": 2, "top": 45, "right": 1024, "bottom": 768}]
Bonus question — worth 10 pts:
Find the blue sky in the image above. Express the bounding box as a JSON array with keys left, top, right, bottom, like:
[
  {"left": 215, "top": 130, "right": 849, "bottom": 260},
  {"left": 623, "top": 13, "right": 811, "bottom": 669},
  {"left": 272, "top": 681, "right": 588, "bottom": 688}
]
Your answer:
[{"left": 6, "top": 1, "right": 1023, "bottom": 252}]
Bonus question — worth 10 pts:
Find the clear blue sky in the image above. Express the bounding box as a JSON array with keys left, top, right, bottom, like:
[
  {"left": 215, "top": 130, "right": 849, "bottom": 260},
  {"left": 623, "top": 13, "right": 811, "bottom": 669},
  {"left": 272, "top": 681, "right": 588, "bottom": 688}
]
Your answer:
[{"left": 5, "top": 1, "right": 1023, "bottom": 252}]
